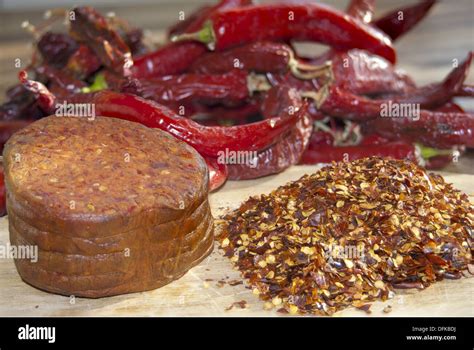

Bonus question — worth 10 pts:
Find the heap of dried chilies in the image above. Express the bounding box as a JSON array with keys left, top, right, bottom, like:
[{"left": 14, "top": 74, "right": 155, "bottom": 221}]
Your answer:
[{"left": 216, "top": 157, "right": 473, "bottom": 315}]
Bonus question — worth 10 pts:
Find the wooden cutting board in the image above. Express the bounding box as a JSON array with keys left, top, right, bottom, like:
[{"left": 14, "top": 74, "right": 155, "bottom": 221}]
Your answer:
[{"left": 0, "top": 165, "right": 472, "bottom": 317}]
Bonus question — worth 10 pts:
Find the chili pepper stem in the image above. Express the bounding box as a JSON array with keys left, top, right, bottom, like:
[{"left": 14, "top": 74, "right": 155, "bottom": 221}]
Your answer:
[
  {"left": 170, "top": 20, "right": 216, "bottom": 50},
  {"left": 301, "top": 84, "right": 330, "bottom": 109},
  {"left": 289, "top": 54, "right": 333, "bottom": 80}
]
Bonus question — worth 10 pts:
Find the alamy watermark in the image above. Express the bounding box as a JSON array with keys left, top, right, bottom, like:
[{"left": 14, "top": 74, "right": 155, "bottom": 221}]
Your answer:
[
  {"left": 380, "top": 101, "right": 420, "bottom": 121},
  {"left": 55, "top": 101, "right": 96, "bottom": 121},
  {"left": 217, "top": 148, "right": 258, "bottom": 168},
  {"left": 0, "top": 243, "right": 38, "bottom": 263}
]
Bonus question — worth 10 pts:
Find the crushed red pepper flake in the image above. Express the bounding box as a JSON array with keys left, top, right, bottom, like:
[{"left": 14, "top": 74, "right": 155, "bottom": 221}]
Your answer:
[
  {"left": 225, "top": 300, "right": 248, "bottom": 311},
  {"left": 216, "top": 157, "right": 473, "bottom": 315}
]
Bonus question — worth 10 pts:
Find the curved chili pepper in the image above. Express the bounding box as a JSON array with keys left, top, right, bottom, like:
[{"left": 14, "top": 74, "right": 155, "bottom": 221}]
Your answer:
[
  {"left": 170, "top": 0, "right": 253, "bottom": 37},
  {"left": 366, "top": 111, "right": 474, "bottom": 149},
  {"left": 18, "top": 71, "right": 56, "bottom": 114},
  {"left": 227, "top": 85, "right": 311, "bottom": 180},
  {"left": 69, "top": 6, "right": 132, "bottom": 76},
  {"left": 317, "top": 50, "right": 471, "bottom": 119},
  {"left": 331, "top": 50, "right": 416, "bottom": 96},
  {"left": 189, "top": 41, "right": 331, "bottom": 80},
  {"left": 204, "top": 156, "right": 228, "bottom": 191},
  {"left": 122, "top": 70, "right": 252, "bottom": 107},
  {"left": 134, "top": 0, "right": 250, "bottom": 79},
  {"left": 374, "top": 0, "right": 436, "bottom": 41},
  {"left": 132, "top": 42, "right": 207, "bottom": 78},
  {"left": 20, "top": 71, "right": 303, "bottom": 158},
  {"left": 381, "top": 52, "right": 472, "bottom": 108},
  {"left": 173, "top": 3, "right": 397, "bottom": 64},
  {"left": 300, "top": 142, "right": 417, "bottom": 165}
]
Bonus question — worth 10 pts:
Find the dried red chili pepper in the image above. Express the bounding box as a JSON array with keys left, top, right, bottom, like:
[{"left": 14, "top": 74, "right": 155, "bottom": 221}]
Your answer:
[
  {"left": 18, "top": 71, "right": 56, "bottom": 114},
  {"left": 35, "top": 65, "right": 87, "bottom": 93},
  {"left": 122, "top": 70, "right": 254, "bottom": 107},
  {"left": 0, "top": 85, "right": 43, "bottom": 121},
  {"left": 64, "top": 45, "right": 101, "bottom": 80},
  {"left": 37, "top": 32, "right": 78, "bottom": 68},
  {"left": 20, "top": 69, "right": 304, "bottom": 158},
  {"left": 300, "top": 142, "right": 417, "bottom": 165},
  {"left": 134, "top": 0, "right": 249, "bottom": 79},
  {"left": 381, "top": 52, "right": 472, "bottom": 108},
  {"left": 307, "top": 130, "right": 335, "bottom": 149},
  {"left": 69, "top": 6, "right": 132, "bottom": 76},
  {"left": 189, "top": 41, "right": 331, "bottom": 80},
  {"left": 331, "top": 50, "right": 416, "bottom": 96},
  {"left": 366, "top": 111, "right": 474, "bottom": 148},
  {"left": 374, "top": 0, "right": 436, "bottom": 41},
  {"left": 170, "top": 0, "right": 253, "bottom": 37},
  {"left": 173, "top": 3, "right": 397, "bottom": 64},
  {"left": 226, "top": 85, "right": 313, "bottom": 180},
  {"left": 204, "top": 156, "right": 228, "bottom": 191},
  {"left": 132, "top": 42, "right": 207, "bottom": 78}
]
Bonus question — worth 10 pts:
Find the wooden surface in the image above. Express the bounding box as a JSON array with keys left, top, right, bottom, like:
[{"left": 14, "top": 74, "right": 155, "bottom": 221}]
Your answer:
[
  {"left": 0, "top": 1, "right": 473, "bottom": 316},
  {"left": 0, "top": 165, "right": 472, "bottom": 317}
]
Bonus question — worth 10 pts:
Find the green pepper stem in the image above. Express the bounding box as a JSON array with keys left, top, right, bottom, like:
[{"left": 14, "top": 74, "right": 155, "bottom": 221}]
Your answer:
[{"left": 170, "top": 20, "right": 216, "bottom": 50}]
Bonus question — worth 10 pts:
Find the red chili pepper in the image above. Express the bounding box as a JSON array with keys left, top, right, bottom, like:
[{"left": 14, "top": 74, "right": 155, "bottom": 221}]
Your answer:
[
  {"left": 134, "top": 0, "right": 250, "bottom": 79},
  {"left": 227, "top": 85, "right": 311, "bottom": 180},
  {"left": 189, "top": 41, "right": 331, "bottom": 80},
  {"left": 366, "top": 111, "right": 474, "bottom": 149},
  {"left": 20, "top": 72, "right": 302, "bottom": 158},
  {"left": 37, "top": 32, "right": 79, "bottom": 68},
  {"left": 381, "top": 52, "right": 472, "bottom": 108},
  {"left": 307, "top": 130, "right": 335, "bottom": 149},
  {"left": 171, "top": 0, "right": 253, "bottom": 37},
  {"left": 374, "top": 0, "right": 436, "bottom": 41},
  {"left": 123, "top": 70, "right": 252, "bottom": 107},
  {"left": 331, "top": 50, "right": 416, "bottom": 96},
  {"left": 132, "top": 42, "right": 207, "bottom": 78},
  {"left": 173, "top": 3, "right": 396, "bottom": 64},
  {"left": 69, "top": 6, "right": 133, "bottom": 76},
  {"left": 0, "top": 166, "right": 5, "bottom": 217},
  {"left": 192, "top": 102, "right": 261, "bottom": 125},
  {"left": 18, "top": 71, "right": 56, "bottom": 115},
  {"left": 64, "top": 45, "right": 102, "bottom": 80},
  {"left": 300, "top": 142, "right": 417, "bottom": 165},
  {"left": 204, "top": 156, "right": 228, "bottom": 191},
  {"left": 318, "top": 50, "right": 471, "bottom": 118},
  {"left": 35, "top": 65, "right": 87, "bottom": 93}
]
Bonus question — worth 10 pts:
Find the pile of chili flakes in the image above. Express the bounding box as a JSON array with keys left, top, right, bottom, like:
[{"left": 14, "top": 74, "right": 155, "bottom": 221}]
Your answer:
[{"left": 216, "top": 157, "right": 473, "bottom": 315}]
